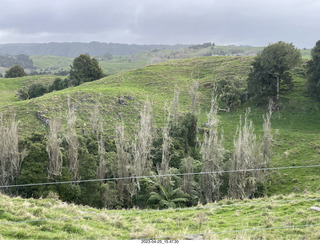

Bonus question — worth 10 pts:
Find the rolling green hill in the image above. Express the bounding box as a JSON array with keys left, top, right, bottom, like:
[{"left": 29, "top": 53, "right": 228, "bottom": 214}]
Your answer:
[
  {"left": 0, "top": 56, "right": 319, "bottom": 192},
  {"left": 0, "top": 55, "right": 319, "bottom": 239},
  {"left": 29, "top": 45, "right": 265, "bottom": 76}
]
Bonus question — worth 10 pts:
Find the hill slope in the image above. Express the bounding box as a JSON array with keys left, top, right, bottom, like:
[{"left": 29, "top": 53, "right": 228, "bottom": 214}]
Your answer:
[
  {"left": 0, "top": 56, "right": 320, "bottom": 240},
  {"left": 0, "top": 56, "right": 320, "bottom": 195}
]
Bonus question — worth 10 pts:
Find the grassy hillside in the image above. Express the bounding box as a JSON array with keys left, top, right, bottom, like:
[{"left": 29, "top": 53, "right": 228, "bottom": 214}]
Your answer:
[
  {"left": 29, "top": 45, "right": 274, "bottom": 76},
  {"left": 0, "top": 56, "right": 319, "bottom": 194},
  {"left": 0, "top": 192, "right": 320, "bottom": 240},
  {"left": 0, "top": 55, "right": 319, "bottom": 239},
  {"left": 31, "top": 55, "right": 73, "bottom": 72},
  {"left": 0, "top": 56, "right": 253, "bottom": 136}
]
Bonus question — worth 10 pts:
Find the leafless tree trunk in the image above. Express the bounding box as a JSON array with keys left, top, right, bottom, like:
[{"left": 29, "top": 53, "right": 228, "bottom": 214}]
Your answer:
[
  {"left": 97, "top": 121, "right": 106, "bottom": 181},
  {"left": 200, "top": 90, "right": 225, "bottom": 203},
  {"left": 228, "top": 109, "right": 262, "bottom": 199},
  {"left": 0, "top": 114, "right": 26, "bottom": 187},
  {"left": 47, "top": 118, "right": 63, "bottom": 178},
  {"left": 189, "top": 80, "right": 199, "bottom": 116},
  {"left": 115, "top": 120, "right": 133, "bottom": 202},
  {"left": 66, "top": 97, "right": 79, "bottom": 181},
  {"left": 157, "top": 102, "right": 172, "bottom": 187},
  {"left": 171, "top": 85, "right": 180, "bottom": 127},
  {"left": 90, "top": 102, "right": 100, "bottom": 136},
  {"left": 181, "top": 156, "right": 194, "bottom": 196},
  {"left": 131, "top": 98, "right": 154, "bottom": 189}
]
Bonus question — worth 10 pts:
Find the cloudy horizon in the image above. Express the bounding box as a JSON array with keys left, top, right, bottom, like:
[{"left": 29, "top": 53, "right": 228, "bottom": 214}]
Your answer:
[{"left": 0, "top": 0, "right": 319, "bottom": 48}]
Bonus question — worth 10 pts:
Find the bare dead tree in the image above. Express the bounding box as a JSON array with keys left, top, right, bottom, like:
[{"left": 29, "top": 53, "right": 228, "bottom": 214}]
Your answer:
[
  {"left": 46, "top": 118, "right": 63, "bottom": 178},
  {"left": 189, "top": 80, "right": 199, "bottom": 116},
  {"left": 97, "top": 121, "right": 106, "bottom": 182},
  {"left": 171, "top": 85, "right": 180, "bottom": 127},
  {"left": 90, "top": 102, "right": 100, "bottom": 136},
  {"left": 189, "top": 80, "right": 201, "bottom": 148},
  {"left": 228, "top": 109, "right": 263, "bottom": 199},
  {"left": 181, "top": 156, "right": 195, "bottom": 196},
  {"left": 0, "top": 114, "right": 26, "bottom": 187},
  {"left": 65, "top": 97, "right": 79, "bottom": 181},
  {"left": 115, "top": 120, "right": 133, "bottom": 202},
  {"left": 200, "top": 90, "right": 225, "bottom": 203},
  {"left": 131, "top": 98, "right": 154, "bottom": 189},
  {"left": 157, "top": 102, "right": 172, "bottom": 186}
]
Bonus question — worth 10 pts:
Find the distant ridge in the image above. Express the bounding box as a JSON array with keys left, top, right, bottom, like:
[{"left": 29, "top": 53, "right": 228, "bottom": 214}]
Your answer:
[{"left": 0, "top": 42, "right": 188, "bottom": 57}]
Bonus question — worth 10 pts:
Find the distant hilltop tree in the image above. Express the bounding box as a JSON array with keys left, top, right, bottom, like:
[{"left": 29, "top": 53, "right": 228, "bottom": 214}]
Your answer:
[
  {"left": 69, "top": 54, "right": 105, "bottom": 85},
  {"left": 247, "top": 41, "right": 301, "bottom": 103},
  {"left": 190, "top": 42, "right": 215, "bottom": 50},
  {"left": 5, "top": 65, "right": 27, "bottom": 78}
]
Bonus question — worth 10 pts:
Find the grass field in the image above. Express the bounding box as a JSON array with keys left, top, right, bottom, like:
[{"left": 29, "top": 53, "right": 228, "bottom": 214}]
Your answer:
[{"left": 0, "top": 192, "right": 319, "bottom": 240}]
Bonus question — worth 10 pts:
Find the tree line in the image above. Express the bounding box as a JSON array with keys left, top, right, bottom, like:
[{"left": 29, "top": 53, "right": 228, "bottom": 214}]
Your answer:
[
  {"left": 0, "top": 82, "right": 273, "bottom": 209},
  {"left": 0, "top": 54, "right": 34, "bottom": 69}
]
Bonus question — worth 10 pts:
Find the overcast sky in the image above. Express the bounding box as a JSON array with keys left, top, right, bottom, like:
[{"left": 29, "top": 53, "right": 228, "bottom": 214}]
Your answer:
[{"left": 0, "top": 0, "right": 319, "bottom": 48}]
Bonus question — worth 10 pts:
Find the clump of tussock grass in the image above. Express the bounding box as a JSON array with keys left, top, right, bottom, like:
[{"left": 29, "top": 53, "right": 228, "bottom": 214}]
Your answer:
[{"left": 129, "top": 224, "right": 157, "bottom": 239}]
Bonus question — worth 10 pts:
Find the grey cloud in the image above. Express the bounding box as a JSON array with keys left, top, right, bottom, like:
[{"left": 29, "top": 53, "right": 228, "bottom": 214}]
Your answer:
[{"left": 0, "top": 0, "right": 319, "bottom": 47}]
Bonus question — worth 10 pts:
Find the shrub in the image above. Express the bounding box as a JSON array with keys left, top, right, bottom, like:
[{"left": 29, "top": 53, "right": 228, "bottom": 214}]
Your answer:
[{"left": 28, "top": 83, "right": 48, "bottom": 98}]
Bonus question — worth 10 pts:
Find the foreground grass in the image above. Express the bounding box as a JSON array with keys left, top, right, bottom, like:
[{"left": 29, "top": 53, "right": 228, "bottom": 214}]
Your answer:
[{"left": 0, "top": 192, "right": 319, "bottom": 240}]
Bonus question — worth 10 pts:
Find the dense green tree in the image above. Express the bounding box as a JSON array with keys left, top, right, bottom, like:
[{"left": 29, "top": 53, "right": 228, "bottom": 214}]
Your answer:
[
  {"left": 5, "top": 65, "right": 27, "bottom": 78},
  {"left": 49, "top": 78, "right": 69, "bottom": 91},
  {"left": 17, "top": 133, "right": 49, "bottom": 198},
  {"left": 69, "top": 54, "right": 105, "bottom": 84},
  {"left": 28, "top": 83, "right": 48, "bottom": 98},
  {"left": 247, "top": 41, "right": 301, "bottom": 102},
  {"left": 307, "top": 40, "right": 320, "bottom": 100}
]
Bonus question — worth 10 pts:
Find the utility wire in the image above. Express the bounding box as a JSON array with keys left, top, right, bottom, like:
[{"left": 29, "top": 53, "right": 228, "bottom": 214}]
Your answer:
[
  {"left": 0, "top": 197, "right": 319, "bottom": 225},
  {"left": 144, "top": 223, "right": 320, "bottom": 240},
  {"left": 1, "top": 164, "right": 319, "bottom": 189}
]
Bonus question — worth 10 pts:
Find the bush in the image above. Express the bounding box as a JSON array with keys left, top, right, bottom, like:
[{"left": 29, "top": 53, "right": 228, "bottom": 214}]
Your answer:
[
  {"left": 28, "top": 83, "right": 48, "bottom": 98},
  {"left": 49, "top": 78, "right": 69, "bottom": 91}
]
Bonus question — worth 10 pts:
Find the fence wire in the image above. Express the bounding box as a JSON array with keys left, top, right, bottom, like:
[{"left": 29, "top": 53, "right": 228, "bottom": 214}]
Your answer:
[{"left": 1, "top": 164, "right": 319, "bottom": 189}]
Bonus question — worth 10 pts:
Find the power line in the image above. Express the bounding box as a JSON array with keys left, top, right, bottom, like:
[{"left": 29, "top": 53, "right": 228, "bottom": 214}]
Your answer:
[
  {"left": 145, "top": 223, "right": 320, "bottom": 240},
  {"left": 1, "top": 164, "right": 319, "bottom": 189},
  {"left": 0, "top": 197, "right": 319, "bottom": 225}
]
